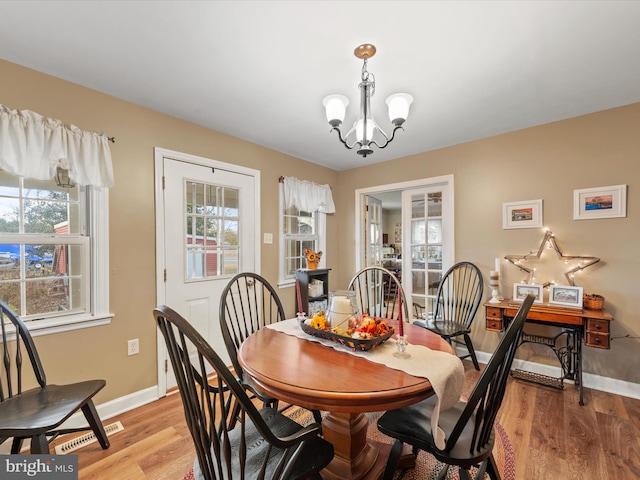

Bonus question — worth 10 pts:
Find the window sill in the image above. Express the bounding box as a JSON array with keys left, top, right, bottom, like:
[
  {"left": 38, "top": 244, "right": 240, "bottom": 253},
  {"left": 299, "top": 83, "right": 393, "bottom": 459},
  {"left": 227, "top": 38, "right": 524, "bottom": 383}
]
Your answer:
[
  {"left": 24, "top": 312, "right": 114, "bottom": 338},
  {"left": 278, "top": 278, "right": 296, "bottom": 289}
]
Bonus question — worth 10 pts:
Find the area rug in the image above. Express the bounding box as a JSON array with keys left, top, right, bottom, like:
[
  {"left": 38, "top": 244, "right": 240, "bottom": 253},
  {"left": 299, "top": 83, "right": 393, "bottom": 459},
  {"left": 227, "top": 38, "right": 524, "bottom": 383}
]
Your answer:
[{"left": 181, "top": 408, "right": 515, "bottom": 480}]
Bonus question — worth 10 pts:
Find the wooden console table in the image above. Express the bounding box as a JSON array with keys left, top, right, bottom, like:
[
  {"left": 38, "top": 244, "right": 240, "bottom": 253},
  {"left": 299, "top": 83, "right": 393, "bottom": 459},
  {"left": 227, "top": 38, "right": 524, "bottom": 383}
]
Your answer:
[{"left": 483, "top": 299, "right": 613, "bottom": 405}]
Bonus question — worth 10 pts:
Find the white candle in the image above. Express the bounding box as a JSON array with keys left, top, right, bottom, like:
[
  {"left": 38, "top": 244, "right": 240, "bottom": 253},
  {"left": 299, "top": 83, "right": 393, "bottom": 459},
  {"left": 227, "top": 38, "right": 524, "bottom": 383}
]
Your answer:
[
  {"left": 489, "top": 270, "right": 500, "bottom": 287},
  {"left": 495, "top": 257, "right": 500, "bottom": 274},
  {"left": 330, "top": 296, "right": 353, "bottom": 327}
]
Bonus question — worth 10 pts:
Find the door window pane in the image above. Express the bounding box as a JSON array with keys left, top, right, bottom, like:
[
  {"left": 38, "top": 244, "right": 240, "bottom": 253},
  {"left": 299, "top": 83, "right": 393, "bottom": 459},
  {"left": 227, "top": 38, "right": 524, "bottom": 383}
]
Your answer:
[
  {"left": 427, "top": 192, "right": 442, "bottom": 217},
  {"left": 427, "top": 219, "right": 442, "bottom": 244},
  {"left": 411, "top": 197, "right": 424, "bottom": 218},
  {"left": 185, "top": 180, "right": 240, "bottom": 280},
  {"left": 411, "top": 220, "right": 425, "bottom": 244}
]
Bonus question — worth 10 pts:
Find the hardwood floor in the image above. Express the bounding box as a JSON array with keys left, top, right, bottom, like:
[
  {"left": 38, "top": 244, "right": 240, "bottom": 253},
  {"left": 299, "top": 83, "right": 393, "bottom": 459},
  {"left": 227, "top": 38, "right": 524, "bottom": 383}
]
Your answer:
[{"left": 57, "top": 361, "right": 639, "bottom": 480}]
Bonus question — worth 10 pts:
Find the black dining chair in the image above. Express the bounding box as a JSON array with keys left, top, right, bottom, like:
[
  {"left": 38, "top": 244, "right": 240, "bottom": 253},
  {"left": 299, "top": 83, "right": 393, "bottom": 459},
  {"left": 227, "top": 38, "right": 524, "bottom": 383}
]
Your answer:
[
  {"left": 0, "top": 301, "right": 110, "bottom": 454},
  {"left": 377, "top": 294, "right": 534, "bottom": 480},
  {"left": 348, "top": 265, "right": 410, "bottom": 321},
  {"left": 219, "top": 272, "right": 322, "bottom": 424},
  {"left": 155, "top": 305, "right": 334, "bottom": 480},
  {"left": 414, "top": 261, "right": 484, "bottom": 370}
]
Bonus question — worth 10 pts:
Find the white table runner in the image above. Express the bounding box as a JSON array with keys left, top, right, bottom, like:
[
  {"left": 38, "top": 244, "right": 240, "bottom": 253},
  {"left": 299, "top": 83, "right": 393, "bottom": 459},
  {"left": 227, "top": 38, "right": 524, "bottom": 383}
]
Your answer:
[{"left": 267, "top": 318, "right": 465, "bottom": 449}]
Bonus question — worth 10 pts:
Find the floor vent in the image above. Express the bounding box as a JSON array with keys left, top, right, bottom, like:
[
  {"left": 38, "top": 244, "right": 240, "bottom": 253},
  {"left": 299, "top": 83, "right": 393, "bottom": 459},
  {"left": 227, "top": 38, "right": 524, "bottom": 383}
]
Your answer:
[{"left": 55, "top": 421, "right": 124, "bottom": 454}]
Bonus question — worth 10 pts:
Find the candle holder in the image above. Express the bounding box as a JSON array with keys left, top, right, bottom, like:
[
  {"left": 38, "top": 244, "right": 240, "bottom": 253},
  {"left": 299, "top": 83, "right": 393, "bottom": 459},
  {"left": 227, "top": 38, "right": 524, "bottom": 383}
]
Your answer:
[
  {"left": 393, "top": 334, "right": 411, "bottom": 359},
  {"left": 489, "top": 270, "right": 501, "bottom": 304},
  {"left": 326, "top": 290, "right": 359, "bottom": 330}
]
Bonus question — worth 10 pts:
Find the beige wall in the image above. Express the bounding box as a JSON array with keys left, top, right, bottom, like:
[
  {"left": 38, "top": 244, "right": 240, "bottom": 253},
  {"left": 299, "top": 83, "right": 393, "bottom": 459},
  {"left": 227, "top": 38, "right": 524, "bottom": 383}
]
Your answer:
[
  {"left": 0, "top": 59, "right": 338, "bottom": 403},
  {"left": 1, "top": 57, "right": 638, "bottom": 404},
  {"left": 337, "top": 103, "right": 640, "bottom": 384}
]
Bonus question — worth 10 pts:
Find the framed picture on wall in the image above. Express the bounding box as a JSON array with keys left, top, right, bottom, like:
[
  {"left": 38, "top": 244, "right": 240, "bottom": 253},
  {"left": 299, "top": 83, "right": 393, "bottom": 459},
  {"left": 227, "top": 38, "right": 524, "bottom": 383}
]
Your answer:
[
  {"left": 573, "top": 184, "right": 627, "bottom": 220},
  {"left": 502, "top": 199, "right": 543, "bottom": 229},
  {"left": 549, "top": 285, "right": 583, "bottom": 308},
  {"left": 512, "top": 283, "right": 544, "bottom": 304}
]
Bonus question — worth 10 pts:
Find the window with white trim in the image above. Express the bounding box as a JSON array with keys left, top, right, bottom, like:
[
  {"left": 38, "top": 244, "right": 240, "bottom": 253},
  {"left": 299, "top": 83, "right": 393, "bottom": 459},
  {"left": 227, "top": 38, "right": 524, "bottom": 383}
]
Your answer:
[
  {"left": 278, "top": 187, "right": 326, "bottom": 286},
  {"left": 0, "top": 171, "right": 110, "bottom": 334}
]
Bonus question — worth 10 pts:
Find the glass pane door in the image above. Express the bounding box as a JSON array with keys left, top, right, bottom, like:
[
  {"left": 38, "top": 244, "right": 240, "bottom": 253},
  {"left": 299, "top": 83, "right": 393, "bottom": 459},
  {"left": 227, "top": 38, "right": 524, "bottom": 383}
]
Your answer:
[{"left": 403, "top": 184, "right": 452, "bottom": 318}]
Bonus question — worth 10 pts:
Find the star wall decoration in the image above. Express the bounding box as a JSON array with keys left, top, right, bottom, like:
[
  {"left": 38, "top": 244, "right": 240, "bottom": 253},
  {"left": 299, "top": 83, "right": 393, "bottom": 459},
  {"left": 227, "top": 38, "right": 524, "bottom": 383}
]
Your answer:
[{"left": 504, "top": 230, "right": 600, "bottom": 287}]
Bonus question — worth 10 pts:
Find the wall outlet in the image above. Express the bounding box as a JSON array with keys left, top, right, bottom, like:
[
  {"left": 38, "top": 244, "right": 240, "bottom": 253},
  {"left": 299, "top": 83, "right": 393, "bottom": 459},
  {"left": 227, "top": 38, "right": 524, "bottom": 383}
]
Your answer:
[{"left": 127, "top": 338, "right": 139, "bottom": 356}]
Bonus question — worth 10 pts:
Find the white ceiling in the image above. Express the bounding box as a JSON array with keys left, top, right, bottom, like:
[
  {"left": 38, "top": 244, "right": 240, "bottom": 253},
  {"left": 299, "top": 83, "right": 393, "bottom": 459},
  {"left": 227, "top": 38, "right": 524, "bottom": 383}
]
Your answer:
[{"left": 1, "top": 1, "right": 640, "bottom": 172}]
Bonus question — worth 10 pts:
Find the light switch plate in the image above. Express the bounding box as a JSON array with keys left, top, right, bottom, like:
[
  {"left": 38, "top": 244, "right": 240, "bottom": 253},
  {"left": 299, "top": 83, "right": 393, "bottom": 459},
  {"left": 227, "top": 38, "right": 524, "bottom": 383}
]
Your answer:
[{"left": 263, "top": 233, "right": 273, "bottom": 244}]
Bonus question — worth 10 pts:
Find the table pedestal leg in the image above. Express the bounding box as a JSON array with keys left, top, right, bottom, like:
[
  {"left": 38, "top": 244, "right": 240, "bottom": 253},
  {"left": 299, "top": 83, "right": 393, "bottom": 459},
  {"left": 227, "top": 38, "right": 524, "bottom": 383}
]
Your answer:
[{"left": 320, "top": 412, "right": 386, "bottom": 480}]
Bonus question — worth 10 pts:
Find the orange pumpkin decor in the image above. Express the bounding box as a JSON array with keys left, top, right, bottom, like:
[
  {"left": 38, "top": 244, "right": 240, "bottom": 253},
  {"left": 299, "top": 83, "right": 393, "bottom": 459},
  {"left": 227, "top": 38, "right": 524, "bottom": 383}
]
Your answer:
[{"left": 303, "top": 248, "right": 322, "bottom": 270}]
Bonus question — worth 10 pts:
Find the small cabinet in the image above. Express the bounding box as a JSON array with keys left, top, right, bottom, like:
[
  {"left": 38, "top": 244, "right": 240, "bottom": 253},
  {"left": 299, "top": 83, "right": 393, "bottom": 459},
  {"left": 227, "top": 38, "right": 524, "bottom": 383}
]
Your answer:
[
  {"left": 585, "top": 318, "right": 610, "bottom": 349},
  {"left": 296, "top": 268, "right": 330, "bottom": 317},
  {"left": 485, "top": 307, "right": 504, "bottom": 332}
]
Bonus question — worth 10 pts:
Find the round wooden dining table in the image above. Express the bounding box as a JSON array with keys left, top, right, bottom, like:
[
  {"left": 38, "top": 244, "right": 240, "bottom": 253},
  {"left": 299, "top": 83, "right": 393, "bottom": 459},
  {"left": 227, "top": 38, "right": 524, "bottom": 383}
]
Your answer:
[{"left": 238, "top": 319, "right": 455, "bottom": 480}]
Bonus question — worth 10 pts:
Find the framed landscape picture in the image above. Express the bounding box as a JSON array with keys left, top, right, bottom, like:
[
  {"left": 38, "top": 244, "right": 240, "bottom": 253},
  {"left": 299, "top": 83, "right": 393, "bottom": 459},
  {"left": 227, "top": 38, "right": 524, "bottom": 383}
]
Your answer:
[
  {"left": 503, "top": 199, "right": 543, "bottom": 229},
  {"left": 573, "top": 184, "right": 626, "bottom": 220},
  {"left": 549, "top": 285, "right": 583, "bottom": 308},
  {"left": 512, "top": 283, "right": 544, "bottom": 304}
]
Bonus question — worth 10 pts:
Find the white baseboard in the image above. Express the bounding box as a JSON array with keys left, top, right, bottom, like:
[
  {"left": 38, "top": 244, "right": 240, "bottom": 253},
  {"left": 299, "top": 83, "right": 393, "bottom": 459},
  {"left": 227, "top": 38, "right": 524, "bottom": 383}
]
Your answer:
[
  {"left": 62, "top": 385, "right": 161, "bottom": 429},
  {"left": 471, "top": 349, "right": 640, "bottom": 400}
]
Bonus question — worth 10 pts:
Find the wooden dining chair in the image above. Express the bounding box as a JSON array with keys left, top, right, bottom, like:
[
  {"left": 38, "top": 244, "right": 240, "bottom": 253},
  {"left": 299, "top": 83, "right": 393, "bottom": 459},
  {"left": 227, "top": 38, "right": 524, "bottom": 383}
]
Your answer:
[
  {"left": 0, "top": 301, "right": 110, "bottom": 454},
  {"left": 155, "top": 305, "right": 334, "bottom": 480},
  {"left": 377, "top": 294, "right": 534, "bottom": 480},
  {"left": 348, "top": 265, "right": 410, "bottom": 321},
  {"left": 414, "top": 261, "right": 484, "bottom": 370},
  {"left": 219, "top": 272, "right": 322, "bottom": 424}
]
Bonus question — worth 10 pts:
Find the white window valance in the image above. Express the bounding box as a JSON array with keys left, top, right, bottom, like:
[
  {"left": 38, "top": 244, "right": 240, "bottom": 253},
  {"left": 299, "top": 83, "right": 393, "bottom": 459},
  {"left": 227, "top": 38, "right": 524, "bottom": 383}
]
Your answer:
[
  {"left": 0, "top": 104, "right": 114, "bottom": 188},
  {"left": 283, "top": 176, "right": 335, "bottom": 214}
]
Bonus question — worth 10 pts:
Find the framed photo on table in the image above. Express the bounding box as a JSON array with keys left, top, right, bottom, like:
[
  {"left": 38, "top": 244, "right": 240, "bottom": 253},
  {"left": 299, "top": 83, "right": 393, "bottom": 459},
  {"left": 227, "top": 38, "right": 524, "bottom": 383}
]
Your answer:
[
  {"left": 512, "top": 283, "right": 544, "bottom": 304},
  {"left": 549, "top": 285, "right": 583, "bottom": 308},
  {"left": 503, "top": 199, "right": 543, "bottom": 229},
  {"left": 573, "top": 184, "right": 627, "bottom": 220}
]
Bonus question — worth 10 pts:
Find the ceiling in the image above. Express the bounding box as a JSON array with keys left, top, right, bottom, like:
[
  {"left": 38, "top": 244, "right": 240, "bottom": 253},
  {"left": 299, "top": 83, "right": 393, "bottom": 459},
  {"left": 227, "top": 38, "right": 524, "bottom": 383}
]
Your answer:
[{"left": 1, "top": 1, "right": 640, "bottom": 172}]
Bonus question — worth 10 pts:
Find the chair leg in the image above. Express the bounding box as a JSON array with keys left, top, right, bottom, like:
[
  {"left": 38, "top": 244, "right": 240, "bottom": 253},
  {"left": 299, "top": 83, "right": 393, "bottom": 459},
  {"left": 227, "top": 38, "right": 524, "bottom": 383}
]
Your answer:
[
  {"left": 474, "top": 458, "right": 488, "bottom": 480},
  {"left": 382, "top": 439, "right": 403, "bottom": 480},
  {"left": 30, "top": 434, "right": 49, "bottom": 454},
  {"left": 486, "top": 454, "right": 502, "bottom": 480},
  {"left": 436, "top": 463, "right": 451, "bottom": 480},
  {"left": 81, "top": 400, "right": 110, "bottom": 449},
  {"left": 458, "top": 466, "right": 473, "bottom": 480},
  {"left": 463, "top": 333, "right": 480, "bottom": 370},
  {"left": 11, "top": 437, "right": 24, "bottom": 454},
  {"left": 312, "top": 409, "right": 323, "bottom": 424}
]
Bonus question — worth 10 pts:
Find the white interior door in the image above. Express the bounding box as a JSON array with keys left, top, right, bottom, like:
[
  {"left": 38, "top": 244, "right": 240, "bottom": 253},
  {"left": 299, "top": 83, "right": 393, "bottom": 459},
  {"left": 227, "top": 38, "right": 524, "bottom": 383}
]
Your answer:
[
  {"left": 155, "top": 149, "right": 259, "bottom": 393},
  {"left": 364, "top": 195, "right": 383, "bottom": 267}
]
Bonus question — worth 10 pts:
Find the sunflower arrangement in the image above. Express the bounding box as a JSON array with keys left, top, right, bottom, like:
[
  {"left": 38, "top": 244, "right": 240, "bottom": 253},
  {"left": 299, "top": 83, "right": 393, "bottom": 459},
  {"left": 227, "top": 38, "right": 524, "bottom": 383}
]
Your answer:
[{"left": 303, "top": 248, "right": 322, "bottom": 270}]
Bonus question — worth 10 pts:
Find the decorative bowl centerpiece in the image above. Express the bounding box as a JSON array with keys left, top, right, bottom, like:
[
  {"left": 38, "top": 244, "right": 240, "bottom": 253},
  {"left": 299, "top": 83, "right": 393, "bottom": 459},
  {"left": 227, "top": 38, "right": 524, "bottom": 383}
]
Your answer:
[{"left": 300, "top": 309, "right": 394, "bottom": 352}]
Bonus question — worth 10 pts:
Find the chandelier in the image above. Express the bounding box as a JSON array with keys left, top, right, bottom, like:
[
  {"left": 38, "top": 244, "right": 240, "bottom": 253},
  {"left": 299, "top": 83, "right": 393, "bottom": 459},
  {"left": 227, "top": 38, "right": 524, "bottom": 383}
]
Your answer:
[{"left": 322, "top": 44, "right": 413, "bottom": 157}]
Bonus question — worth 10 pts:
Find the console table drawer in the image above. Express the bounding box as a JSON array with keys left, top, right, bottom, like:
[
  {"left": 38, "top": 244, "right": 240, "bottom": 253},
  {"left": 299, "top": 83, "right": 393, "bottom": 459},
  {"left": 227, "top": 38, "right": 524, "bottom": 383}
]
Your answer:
[
  {"left": 586, "top": 331, "right": 610, "bottom": 349},
  {"left": 587, "top": 319, "right": 610, "bottom": 334},
  {"left": 485, "top": 307, "right": 504, "bottom": 332},
  {"left": 486, "top": 318, "right": 503, "bottom": 332}
]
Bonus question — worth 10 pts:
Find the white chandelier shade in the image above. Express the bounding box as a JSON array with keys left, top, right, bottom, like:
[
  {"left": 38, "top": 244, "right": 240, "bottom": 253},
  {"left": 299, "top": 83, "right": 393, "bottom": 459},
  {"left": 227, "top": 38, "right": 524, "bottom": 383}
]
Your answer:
[
  {"left": 322, "top": 94, "right": 349, "bottom": 127},
  {"left": 386, "top": 93, "right": 414, "bottom": 126}
]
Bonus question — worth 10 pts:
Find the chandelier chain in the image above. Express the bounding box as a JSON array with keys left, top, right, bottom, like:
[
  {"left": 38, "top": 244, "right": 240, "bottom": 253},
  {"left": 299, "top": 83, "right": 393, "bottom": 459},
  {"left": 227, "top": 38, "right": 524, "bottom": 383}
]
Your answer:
[{"left": 361, "top": 57, "right": 375, "bottom": 96}]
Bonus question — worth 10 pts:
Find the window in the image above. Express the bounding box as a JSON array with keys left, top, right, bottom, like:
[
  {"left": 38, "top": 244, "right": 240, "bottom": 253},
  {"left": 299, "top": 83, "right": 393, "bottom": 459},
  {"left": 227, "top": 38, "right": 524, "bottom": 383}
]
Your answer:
[
  {"left": 279, "top": 187, "right": 326, "bottom": 286},
  {"left": 185, "top": 181, "right": 239, "bottom": 279},
  {"left": 0, "top": 171, "right": 111, "bottom": 334}
]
